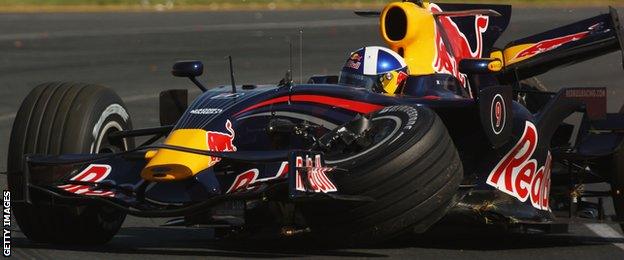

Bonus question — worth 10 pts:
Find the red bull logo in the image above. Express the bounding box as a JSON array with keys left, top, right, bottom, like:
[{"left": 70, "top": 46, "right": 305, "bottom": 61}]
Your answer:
[
  {"left": 350, "top": 53, "right": 363, "bottom": 61},
  {"left": 206, "top": 119, "right": 237, "bottom": 165},
  {"left": 346, "top": 52, "right": 363, "bottom": 70},
  {"left": 514, "top": 31, "right": 589, "bottom": 60},
  {"left": 430, "top": 3, "right": 489, "bottom": 96}
]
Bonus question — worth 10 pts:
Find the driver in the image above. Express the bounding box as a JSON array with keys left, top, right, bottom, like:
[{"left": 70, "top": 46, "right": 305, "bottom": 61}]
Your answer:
[{"left": 339, "top": 46, "right": 409, "bottom": 94}]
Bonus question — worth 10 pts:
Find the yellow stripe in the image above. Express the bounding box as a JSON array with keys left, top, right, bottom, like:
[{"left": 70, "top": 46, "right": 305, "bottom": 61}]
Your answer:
[
  {"left": 488, "top": 59, "right": 503, "bottom": 72},
  {"left": 503, "top": 43, "right": 536, "bottom": 65}
]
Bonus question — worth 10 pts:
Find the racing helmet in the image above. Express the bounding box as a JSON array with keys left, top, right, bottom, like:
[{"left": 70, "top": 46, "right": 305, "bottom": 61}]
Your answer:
[{"left": 339, "top": 46, "right": 409, "bottom": 94}]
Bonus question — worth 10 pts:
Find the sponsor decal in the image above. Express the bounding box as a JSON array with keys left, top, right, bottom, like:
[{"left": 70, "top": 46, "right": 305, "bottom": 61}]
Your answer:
[
  {"left": 211, "top": 92, "right": 245, "bottom": 99},
  {"left": 396, "top": 71, "right": 409, "bottom": 89},
  {"left": 227, "top": 169, "right": 260, "bottom": 193},
  {"left": 514, "top": 30, "right": 590, "bottom": 60},
  {"left": 190, "top": 108, "right": 223, "bottom": 115},
  {"left": 227, "top": 162, "right": 289, "bottom": 193},
  {"left": 430, "top": 3, "right": 489, "bottom": 94},
  {"left": 57, "top": 164, "right": 115, "bottom": 197},
  {"left": 3, "top": 190, "right": 10, "bottom": 257},
  {"left": 295, "top": 155, "right": 337, "bottom": 193},
  {"left": 350, "top": 52, "right": 363, "bottom": 62},
  {"left": 491, "top": 94, "right": 506, "bottom": 135},
  {"left": 226, "top": 155, "right": 337, "bottom": 194},
  {"left": 206, "top": 120, "right": 237, "bottom": 166},
  {"left": 564, "top": 88, "right": 606, "bottom": 98},
  {"left": 295, "top": 157, "right": 305, "bottom": 192},
  {"left": 345, "top": 52, "right": 363, "bottom": 70},
  {"left": 380, "top": 105, "right": 418, "bottom": 130},
  {"left": 486, "top": 121, "right": 552, "bottom": 210},
  {"left": 564, "top": 87, "right": 607, "bottom": 120}
]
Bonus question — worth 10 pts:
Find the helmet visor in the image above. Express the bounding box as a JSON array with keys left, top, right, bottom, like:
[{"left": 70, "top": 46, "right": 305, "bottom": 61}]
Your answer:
[{"left": 338, "top": 70, "right": 380, "bottom": 91}]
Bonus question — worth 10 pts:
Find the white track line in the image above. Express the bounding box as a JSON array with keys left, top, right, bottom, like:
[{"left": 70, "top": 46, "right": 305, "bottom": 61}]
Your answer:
[{"left": 584, "top": 223, "right": 624, "bottom": 251}]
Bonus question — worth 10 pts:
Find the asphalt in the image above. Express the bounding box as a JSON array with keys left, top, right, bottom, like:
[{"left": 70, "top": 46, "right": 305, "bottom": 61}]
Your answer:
[{"left": 2, "top": 6, "right": 624, "bottom": 259}]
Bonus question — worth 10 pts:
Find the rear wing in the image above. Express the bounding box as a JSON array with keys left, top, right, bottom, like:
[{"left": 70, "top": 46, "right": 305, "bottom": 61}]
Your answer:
[{"left": 497, "top": 7, "right": 624, "bottom": 83}]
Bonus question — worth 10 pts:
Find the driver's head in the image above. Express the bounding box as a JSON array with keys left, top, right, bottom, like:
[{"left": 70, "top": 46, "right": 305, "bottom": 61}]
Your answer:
[{"left": 339, "top": 46, "right": 409, "bottom": 94}]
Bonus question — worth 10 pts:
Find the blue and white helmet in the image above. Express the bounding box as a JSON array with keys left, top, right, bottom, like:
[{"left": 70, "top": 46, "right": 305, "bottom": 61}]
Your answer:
[{"left": 339, "top": 46, "right": 409, "bottom": 94}]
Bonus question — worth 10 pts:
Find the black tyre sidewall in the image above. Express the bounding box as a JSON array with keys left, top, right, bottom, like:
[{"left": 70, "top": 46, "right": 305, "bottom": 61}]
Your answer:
[
  {"left": 330, "top": 105, "right": 434, "bottom": 194},
  {"left": 8, "top": 82, "right": 131, "bottom": 244},
  {"left": 304, "top": 105, "right": 463, "bottom": 245},
  {"left": 328, "top": 105, "right": 430, "bottom": 169}
]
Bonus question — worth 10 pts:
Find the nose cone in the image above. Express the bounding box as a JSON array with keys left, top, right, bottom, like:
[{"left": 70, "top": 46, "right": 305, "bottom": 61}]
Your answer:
[{"left": 141, "top": 129, "right": 212, "bottom": 182}]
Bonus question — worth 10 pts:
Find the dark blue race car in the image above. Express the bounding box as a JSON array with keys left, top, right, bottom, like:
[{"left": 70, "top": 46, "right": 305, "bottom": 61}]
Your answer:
[{"left": 7, "top": 0, "right": 624, "bottom": 245}]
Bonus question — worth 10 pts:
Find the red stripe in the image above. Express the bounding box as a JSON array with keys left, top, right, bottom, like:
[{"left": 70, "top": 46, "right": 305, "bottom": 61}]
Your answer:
[
  {"left": 291, "top": 95, "right": 383, "bottom": 114},
  {"left": 234, "top": 95, "right": 383, "bottom": 116},
  {"left": 422, "top": 95, "right": 440, "bottom": 100}
]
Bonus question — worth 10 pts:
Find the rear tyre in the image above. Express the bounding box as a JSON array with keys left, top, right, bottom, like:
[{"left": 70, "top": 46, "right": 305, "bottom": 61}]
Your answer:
[
  {"left": 304, "top": 105, "right": 463, "bottom": 245},
  {"left": 609, "top": 141, "right": 624, "bottom": 233},
  {"left": 7, "top": 82, "right": 132, "bottom": 244}
]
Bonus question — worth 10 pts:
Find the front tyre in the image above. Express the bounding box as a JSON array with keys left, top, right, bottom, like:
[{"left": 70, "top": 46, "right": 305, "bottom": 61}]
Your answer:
[
  {"left": 304, "top": 105, "right": 463, "bottom": 245},
  {"left": 7, "top": 82, "right": 132, "bottom": 244}
]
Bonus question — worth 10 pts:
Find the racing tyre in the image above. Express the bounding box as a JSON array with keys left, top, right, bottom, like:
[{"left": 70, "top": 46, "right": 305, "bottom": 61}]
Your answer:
[
  {"left": 305, "top": 105, "right": 463, "bottom": 245},
  {"left": 610, "top": 141, "right": 624, "bottom": 233},
  {"left": 7, "top": 82, "right": 132, "bottom": 244}
]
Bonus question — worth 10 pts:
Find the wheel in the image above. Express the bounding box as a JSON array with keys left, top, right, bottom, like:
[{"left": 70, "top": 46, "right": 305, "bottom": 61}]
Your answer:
[
  {"left": 7, "top": 82, "right": 132, "bottom": 244},
  {"left": 609, "top": 140, "right": 624, "bottom": 233},
  {"left": 304, "top": 105, "right": 463, "bottom": 245}
]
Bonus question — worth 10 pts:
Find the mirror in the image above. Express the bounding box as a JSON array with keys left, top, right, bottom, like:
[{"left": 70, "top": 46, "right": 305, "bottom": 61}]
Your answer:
[{"left": 172, "top": 60, "right": 203, "bottom": 77}]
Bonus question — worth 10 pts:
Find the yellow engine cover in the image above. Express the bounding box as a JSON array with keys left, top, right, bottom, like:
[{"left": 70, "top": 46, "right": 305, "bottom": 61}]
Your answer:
[{"left": 380, "top": 1, "right": 437, "bottom": 76}]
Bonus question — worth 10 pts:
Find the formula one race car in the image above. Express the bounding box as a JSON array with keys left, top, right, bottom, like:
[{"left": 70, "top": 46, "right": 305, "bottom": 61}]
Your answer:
[{"left": 7, "top": 0, "right": 624, "bottom": 245}]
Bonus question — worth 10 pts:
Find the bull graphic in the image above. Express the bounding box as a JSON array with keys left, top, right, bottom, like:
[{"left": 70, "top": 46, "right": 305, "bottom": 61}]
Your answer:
[
  {"left": 430, "top": 3, "right": 489, "bottom": 95},
  {"left": 206, "top": 119, "right": 237, "bottom": 164}
]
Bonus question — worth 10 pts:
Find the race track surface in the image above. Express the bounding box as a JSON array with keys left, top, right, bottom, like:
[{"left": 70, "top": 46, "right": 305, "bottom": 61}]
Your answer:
[{"left": 1, "top": 6, "right": 624, "bottom": 259}]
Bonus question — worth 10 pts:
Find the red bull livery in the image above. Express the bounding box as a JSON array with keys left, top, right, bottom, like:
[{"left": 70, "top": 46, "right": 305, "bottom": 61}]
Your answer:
[{"left": 7, "top": 0, "right": 624, "bottom": 247}]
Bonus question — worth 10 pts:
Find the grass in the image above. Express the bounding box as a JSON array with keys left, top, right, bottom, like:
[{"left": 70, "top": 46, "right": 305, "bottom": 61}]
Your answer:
[{"left": 0, "top": 0, "right": 621, "bottom": 12}]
